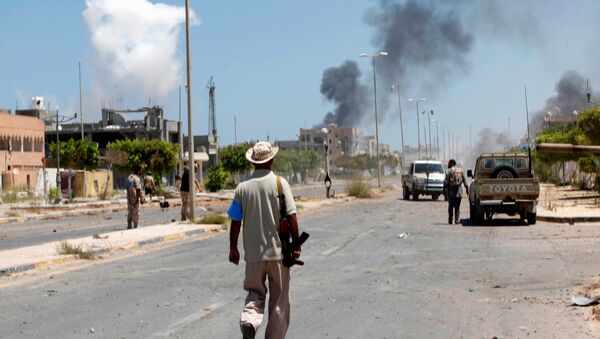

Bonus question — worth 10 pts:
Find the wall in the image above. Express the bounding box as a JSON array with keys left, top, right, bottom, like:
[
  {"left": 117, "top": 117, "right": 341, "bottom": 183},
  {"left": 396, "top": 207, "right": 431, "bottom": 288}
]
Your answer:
[{"left": 0, "top": 113, "right": 45, "bottom": 191}]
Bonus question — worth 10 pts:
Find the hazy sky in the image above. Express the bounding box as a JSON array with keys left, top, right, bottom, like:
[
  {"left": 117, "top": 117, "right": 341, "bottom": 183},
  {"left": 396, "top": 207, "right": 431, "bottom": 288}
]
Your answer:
[{"left": 1, "top": 0, "right": 600, "bottom": 153}]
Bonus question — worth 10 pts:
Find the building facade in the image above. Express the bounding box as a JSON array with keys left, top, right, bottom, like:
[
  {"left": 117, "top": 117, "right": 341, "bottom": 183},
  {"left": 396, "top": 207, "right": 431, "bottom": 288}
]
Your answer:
[{"left": 0, "top": 110, "right": 45, "bottom": 190}]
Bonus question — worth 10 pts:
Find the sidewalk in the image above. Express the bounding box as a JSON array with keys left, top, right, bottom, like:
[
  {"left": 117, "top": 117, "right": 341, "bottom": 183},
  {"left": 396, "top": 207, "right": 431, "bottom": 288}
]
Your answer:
[
  {"left": 0, "top": 222, "right": 225, "bottom": 276},
  {"left": 0, "top": 194, "right": 350, "bottom": 276},
  {"left": 537, "top": 183, "right": 600, "bottom": 223}
]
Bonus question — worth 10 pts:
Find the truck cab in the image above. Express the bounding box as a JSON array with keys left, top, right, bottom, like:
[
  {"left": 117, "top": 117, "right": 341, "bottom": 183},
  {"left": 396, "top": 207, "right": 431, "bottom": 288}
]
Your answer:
[
  {"left": 402, "top": 160, "right": 445, "bottom": 201},
  {"left": 468, "top": 153, "right": 539, "bottom": 224}
]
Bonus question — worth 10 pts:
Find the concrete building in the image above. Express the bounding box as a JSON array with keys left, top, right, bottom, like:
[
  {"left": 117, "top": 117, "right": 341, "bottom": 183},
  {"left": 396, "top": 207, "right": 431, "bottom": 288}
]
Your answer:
[
  {"left": 0, "top": 109, "right": 45, "bottom": 191},
  {"left": 37, "top": 106, "right": 180, "bottom": 155},
  {"left": 363, "top": 135, "right": 390, "bottom": 157},
  {"left": 276, "top": 123, "right": 363, "bottom": 165}
]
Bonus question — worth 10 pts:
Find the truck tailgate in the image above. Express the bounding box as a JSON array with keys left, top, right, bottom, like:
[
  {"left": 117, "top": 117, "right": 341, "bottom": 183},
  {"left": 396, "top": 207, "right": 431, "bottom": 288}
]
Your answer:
[{"left": 477, "top": 178, "right": 540, "bottom": 200}]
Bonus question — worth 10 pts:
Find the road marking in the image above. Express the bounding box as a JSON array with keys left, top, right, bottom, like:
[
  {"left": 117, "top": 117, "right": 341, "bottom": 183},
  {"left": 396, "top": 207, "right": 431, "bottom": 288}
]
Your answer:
[
  {"left": 150, "top": 301, "right": 230, "bottom": 338},
  {"left": 321, "top": 229, "right": 375, "bottom": 257}
]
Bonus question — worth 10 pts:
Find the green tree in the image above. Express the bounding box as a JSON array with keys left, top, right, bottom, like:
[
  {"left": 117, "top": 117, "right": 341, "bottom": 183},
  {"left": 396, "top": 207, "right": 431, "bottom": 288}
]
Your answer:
[
  {"left": 220, "top": 144, "right": 252, "bottom": 177},
  {"left": 205, "top": 164, "right": 229, "bottom": 192},
  {"left": 106, "top": 139, "right": 179, "bottom": 175},
  {"left": 290, "top": 150, "right": 322, "bottom": 183},
  {"left": 273, "top": 150, "right": 293, "bottom": 174},
  {"left": 579, "top": 106, "right": 600, "bottom": 145},
  {"left": 48, "top": 138, "right": 100, "bottom": 169}
]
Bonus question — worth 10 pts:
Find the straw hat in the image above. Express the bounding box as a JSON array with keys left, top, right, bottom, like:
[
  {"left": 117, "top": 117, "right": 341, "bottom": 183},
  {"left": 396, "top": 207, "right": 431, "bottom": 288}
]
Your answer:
[{"left": 246, "top": 141, "right": 279, "bottom": 164}]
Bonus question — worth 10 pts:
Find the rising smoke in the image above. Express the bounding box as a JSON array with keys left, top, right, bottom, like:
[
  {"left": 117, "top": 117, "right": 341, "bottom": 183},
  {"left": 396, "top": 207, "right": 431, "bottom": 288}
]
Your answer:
[
  {"left": 319, "top": 61, "right": 370, "bottom": 127},
  {"left": 531, "top": 70, "right": 595, "bottom": 134},
  {"left": 83, "top": 0, "right": 198, "bottom": 103},
  {"left": 319, "top": 0, "right": 474, "bottom": 127}
]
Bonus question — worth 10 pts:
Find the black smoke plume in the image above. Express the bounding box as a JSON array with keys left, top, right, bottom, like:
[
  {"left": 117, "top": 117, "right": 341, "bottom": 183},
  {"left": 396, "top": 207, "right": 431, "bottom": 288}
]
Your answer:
[
  {"left": 531, "top": 70, "right": 594, "bottom": 134},
  {"left": 319, "top": 0, "right": 474, "bottom": 127},
  {"left": 365, "top": 0, "right": 474, "bottom": 90},
  {"left": 319, "top": 60, "right": 370, "bottom": 127}
]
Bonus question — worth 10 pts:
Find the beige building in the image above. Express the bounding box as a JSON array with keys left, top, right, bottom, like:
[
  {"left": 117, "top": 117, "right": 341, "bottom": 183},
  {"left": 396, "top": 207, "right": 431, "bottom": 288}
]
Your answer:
[{"left": 0, "top": 110, "right": 45, "bottom": 190}]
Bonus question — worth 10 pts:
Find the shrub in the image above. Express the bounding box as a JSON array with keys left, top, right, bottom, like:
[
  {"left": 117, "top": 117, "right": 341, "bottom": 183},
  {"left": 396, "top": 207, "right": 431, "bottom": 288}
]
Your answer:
[
  {"left": 56, "top": 241, "right": 94, "bottom": 260},
  {"left": 2, "top": 191, "right": 19, "bottom": 203},
  {"left": 205, "top": 165, "right": 229, "bottom": 192},
  {"left": 196, "top": 214, "right": 228, "bottom": 225},
  {"left": 345, "top": 176, "right": 374, "bottom": 199},
  {"left": 48, "top": 187, "right": 59, "bottom": 201}
]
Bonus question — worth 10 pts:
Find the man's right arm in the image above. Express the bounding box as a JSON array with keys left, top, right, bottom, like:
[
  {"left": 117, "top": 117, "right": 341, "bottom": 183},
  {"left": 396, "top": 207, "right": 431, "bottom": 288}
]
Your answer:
[
  {"left": 229, "top": 220, "right": 241, "bottom": 265},
  {"left": 227, "top": 197, "right": 243, "bottom": 265}
]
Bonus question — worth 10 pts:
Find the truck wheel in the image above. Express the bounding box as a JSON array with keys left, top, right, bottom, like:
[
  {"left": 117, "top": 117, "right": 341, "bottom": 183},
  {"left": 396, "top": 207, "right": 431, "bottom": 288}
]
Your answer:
[
  {"left": 412, "top": 189, "right": 419, "bottom": 201},
  {"left": 432, "top": 194, "right": 439, "bottom": 201},
  {"left": 491, "top": 165, "right": 519, "bottom": 179},
  {"left": 527, "top": 212, "right": 537, "bottom": 225},
  {"left": 403, "top": 186, "right": 410, "bottom": 200}
]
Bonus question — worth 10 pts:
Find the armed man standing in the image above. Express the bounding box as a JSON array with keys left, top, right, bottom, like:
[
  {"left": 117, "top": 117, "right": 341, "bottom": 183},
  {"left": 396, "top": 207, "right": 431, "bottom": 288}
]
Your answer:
[
  {"left": 444, "top": 159, "right": 469, "bottom": 224},
  {"left": 227, "top": 141, "right": 303, "bottom": 339}
]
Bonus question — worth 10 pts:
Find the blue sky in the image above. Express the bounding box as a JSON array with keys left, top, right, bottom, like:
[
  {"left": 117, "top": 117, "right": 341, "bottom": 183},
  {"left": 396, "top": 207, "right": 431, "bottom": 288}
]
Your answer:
[{"left": 1, "top": 0, "right": 600, "bottom": 153}]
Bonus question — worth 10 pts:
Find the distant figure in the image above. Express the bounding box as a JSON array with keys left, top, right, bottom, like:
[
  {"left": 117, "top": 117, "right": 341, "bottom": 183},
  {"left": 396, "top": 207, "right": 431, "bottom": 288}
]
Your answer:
[
  {"left": 143, "top": 172, "right": 156, "bottom": 202},
  {"left": 444, "top": 159, "right": 469, "bottom": 224},
  {"left": 126, "top": 165, "right": 145, "bottom": 229},
  {"left": 180, "top": 167, "right": 190, "bottom": 221},
  {"left": 227, "top": 141, "right": 302, "bottom": 339}
]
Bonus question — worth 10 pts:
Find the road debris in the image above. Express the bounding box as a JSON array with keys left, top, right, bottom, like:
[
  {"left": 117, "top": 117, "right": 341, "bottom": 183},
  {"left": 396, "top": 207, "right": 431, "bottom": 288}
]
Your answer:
[
  {"left": 571, "top": 295, "right": 598, "bottom": 306},
  {"left": 93, "top": 234, "right": 108, "bottom": 239},
  {"left": 397, "top": 232, "right": 409, "bottom": 239}
]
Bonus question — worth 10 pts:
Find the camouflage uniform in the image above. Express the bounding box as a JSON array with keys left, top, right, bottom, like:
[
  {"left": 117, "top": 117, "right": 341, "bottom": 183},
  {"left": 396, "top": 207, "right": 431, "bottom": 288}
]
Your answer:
[{"left": 127, "top": 173, "right": 142, "bottom": 229}]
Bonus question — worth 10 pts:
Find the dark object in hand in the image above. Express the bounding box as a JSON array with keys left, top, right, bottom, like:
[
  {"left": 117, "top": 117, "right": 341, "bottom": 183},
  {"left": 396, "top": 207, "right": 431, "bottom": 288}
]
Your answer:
[
  {"left": 160, "top": 200, "right": 170, "bottom": 209},
  {"left": 280, "top": 231, "right": 309, "bottom": 267}
]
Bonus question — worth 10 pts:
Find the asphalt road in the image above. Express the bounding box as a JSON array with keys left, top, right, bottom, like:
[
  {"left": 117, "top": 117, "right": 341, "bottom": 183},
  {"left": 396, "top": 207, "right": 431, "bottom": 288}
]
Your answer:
[
  {"left": 2, "top": 189, "right": 600, "bottom": 338},
  {"left": 0, "top": 181, "right": 347, "bottom": 251}
]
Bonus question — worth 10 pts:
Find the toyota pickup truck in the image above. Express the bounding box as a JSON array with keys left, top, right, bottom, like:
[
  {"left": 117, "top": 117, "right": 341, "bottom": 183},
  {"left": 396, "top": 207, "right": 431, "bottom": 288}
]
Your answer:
[
  {"left": 467, "top": 153, "right": 539, "bottom": 225},
  {"left": 402, "top": 160, "right": 445, "bottom": 200}
]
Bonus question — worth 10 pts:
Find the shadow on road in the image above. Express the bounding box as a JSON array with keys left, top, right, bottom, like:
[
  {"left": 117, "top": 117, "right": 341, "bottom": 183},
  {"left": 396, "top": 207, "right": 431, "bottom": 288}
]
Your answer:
[{"left": 459, "top": 218, "right": 530, "bottom": 227}]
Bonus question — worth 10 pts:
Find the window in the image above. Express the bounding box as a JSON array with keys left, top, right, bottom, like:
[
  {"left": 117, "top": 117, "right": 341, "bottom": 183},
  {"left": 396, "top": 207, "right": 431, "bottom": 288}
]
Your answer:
[
  {"left": 483, "top": 159, "right": 493, "bottom": 169},
  {"left": 12, "top": 136, "right": 22, "bottom": 152},
  {"left": 414, "top": 163, "right": 443, "bottom": 173},
  {"left": 516, "top": 158, "right": 526, "bottom": 169},
  {"left": 23, "top": 137, "right": 33, "bottom": 152},
  {"left": 0, "top": 137, "right": 8, "bottom": 151},
  {"left": 495, "top": 158, "right": 514, "bottom": 167}
]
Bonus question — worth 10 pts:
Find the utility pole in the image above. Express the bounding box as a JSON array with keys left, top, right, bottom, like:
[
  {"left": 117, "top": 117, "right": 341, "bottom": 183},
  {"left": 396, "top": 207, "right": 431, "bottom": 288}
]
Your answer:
[
  {"left": 184, "top": 0, "right": 195, "bottom": 221},
  {"left": 427, "top": 110, "right": 433, "bottom": 159},
  {"left": 79, "top": 61, "right": 84, "bottom": 140},
  {"left": 178, "top": 85, "right": 183, "bottom": 160},
  {"left": 436, "top": 120, "right": 440, "bottom": 160},
  {"left": 392, "top": 83, "right": 405, "bottom": 174},
  {"left": 442, "top": 126, "right": 446, "bottom": 163}
]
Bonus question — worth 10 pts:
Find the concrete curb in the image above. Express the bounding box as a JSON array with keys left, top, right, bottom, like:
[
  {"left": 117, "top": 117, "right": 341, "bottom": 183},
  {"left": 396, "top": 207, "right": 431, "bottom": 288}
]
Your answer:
[
  {"left": 537, "top": 215, "right": 600, "bottom": 224},
  {"left": 0, "top": 224, "right": 227, "bottom": 276}
]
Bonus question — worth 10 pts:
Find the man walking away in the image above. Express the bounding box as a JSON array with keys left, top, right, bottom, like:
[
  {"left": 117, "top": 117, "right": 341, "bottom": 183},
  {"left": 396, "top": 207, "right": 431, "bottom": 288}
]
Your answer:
[
  {"left": 444, "top": 159, "right": 469, "bottom": 224},
  {"left": 180, "top": 167, "right": 190, "bottom": 221},
  {"left": 228, "top": 141, "right": 302, "bottom": 339},
  {"left": 143, "top": 171, "right": 156, "bottom": 202},
  {"left": 126, "top": 165, "right": 145, "bottom": 229}
]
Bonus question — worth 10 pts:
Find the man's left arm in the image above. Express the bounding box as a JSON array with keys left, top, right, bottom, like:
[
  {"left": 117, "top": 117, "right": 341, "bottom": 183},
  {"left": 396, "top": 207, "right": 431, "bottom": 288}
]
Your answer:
[
  {"left": 287, "top": 213, "right": 301, "bottom": 258},
  {"left": 463, "top": 173, "right": 469, "bottom": 195}
]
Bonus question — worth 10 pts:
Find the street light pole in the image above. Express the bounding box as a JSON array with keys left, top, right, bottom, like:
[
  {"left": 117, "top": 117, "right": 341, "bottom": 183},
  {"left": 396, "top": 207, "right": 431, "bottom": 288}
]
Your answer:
[
  {"left": 185, "top": 0, "right": 196, "bottom": 221},
  {"left": 442, "top": 126, "right": 446, "bottom": 162},
  {"left": 408, "top": 98, "right": 426, "bottom": 159},
  {"left": 78, "top": 61, "right": 84, "bottom": 140},
  {"left": 427, "top": 110, "right": 433, "bottom": 159},
  {"left": 391, "top": 83, "right": 405, "bottom": 174},
  {"left": 56, "top": 108, "right": 61, "bottom": 200},
  {"left": 360, "top": 52, "right": 388, "bottom": 189}
]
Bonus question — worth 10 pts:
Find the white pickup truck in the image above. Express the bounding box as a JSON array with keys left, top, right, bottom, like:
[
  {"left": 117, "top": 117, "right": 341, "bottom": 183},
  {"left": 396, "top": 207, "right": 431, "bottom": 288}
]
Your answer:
[{"left": 402, "top": 160, "right": 445, "bottom": 201}]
